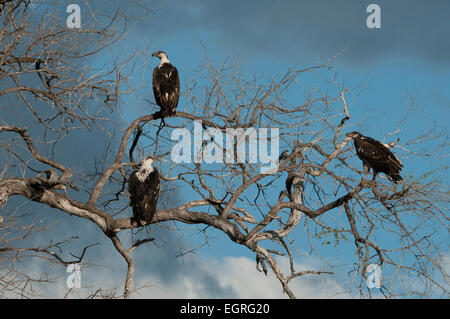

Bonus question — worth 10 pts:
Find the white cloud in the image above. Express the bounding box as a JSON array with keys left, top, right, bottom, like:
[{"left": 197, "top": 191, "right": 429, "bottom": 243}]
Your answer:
[
  {"left": 4, "top": 251, "right": 348, "bottom": 298},
  {"left": 131, "top": 255, "right": 348, "bottom": 299}
]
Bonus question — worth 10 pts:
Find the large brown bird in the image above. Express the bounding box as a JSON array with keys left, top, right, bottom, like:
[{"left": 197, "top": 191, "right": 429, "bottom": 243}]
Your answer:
[
  {"left": 346, "top": 131, "right": 403, "bottom": 183},
  {"left": 152, "top": 51, "right": 180, "bottom": 116},
  {"left": 128, "top": 156, "right": 160, "bottom": 225}
]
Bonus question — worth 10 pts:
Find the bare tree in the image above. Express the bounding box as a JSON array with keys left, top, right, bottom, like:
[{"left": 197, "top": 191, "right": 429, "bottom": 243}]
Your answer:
[
  {"left": 1, "top": 1, "right": 448, "bottom": 298},
  {"left": 0, "top": 0, "right": 150, "bottom": 297}
]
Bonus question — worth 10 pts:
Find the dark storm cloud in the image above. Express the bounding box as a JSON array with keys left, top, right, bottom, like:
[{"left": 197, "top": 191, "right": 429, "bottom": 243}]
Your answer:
[{"left": 148, "top": 0, "right": 450, "bottom": 66}]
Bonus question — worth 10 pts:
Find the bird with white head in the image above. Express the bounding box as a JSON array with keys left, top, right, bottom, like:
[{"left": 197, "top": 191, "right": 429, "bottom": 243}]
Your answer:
[
  {"left": 151, "top": 50, "right": 180, "bottom": 117},
  {"left": 128, "top": 155, "right": 160, "bottom": 225}
]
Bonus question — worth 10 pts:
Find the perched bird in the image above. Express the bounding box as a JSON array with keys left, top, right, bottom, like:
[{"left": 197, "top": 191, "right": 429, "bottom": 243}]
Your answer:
[
  {"left": 279, "top": 148, "right": 305, "bottom": 203},
  {"left": 128, "top": 156, "right": 160, "bottom": 225},
  {"left": 346, "top": 131, "right": 403, "bottom": 183},
  {"left": 152, "top": 51, "right": 180, "bottom": 116},
  {"left": 278, "top": 150, "right": 290, "bottom": 162}
]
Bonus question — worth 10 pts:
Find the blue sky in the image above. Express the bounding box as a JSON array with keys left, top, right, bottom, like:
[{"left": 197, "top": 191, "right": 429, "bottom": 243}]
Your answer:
[
  {"left": 2, "top": 0, "right": 449, "bottom": 298},
  {"left": 115, "top": 0, "right": 449, "bottom": 297}
]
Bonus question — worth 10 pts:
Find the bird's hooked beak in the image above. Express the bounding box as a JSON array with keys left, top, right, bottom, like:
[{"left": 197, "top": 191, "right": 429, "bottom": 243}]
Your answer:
[{"left": 152, "top": 51, "right": 163, "bottom": 58}]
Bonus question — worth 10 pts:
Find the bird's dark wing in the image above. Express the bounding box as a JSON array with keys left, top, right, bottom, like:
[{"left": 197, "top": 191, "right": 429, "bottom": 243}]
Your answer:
[
  {"left": 140, "top": 168, "right": 160, "bottom": 222},
  {"left": 355, "top": 137, "right": 403, "bottom": 181},
  {"left": 128, "top": 171, "right": 145, "bottom": 220},
  {"left": 153, "top": 67, "right": 163, "bottom": 108}
]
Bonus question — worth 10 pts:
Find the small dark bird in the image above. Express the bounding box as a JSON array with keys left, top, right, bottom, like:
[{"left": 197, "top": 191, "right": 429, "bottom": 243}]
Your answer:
[
  {"left": 346, "top": 131, "right": 403, "bottom": 183},
  {"left": 128, "top": 156, "right": 160, "bottom": 225},
  {"left": 151, "top": 51, "right": 180, "bottom": 116},
  {"left": 279, "top": 150, "right": 290, "bottom": 162}
]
